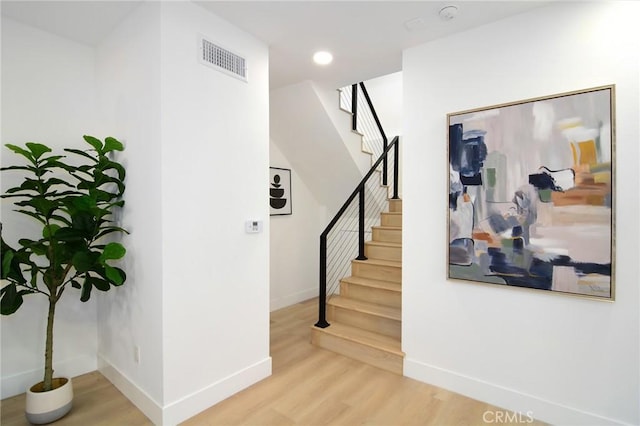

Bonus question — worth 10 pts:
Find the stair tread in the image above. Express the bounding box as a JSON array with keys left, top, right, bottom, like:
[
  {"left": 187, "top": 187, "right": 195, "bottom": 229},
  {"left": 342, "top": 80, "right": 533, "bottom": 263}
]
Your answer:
[
  {"left": 352, "top": 258, "right": 401, "bottom": 268},
  {"left": 313, "top": 322, "right": 403, "bottom": 355},
  {"left": 365, "top": 240, "right": 401, "bottom": 248},
  {"left": 329, "top": 296, "right": 401, "bottom": 321},
  {"left": 341, "top": 275, "right": 401, "bottom": 292},
  {"left": 372, "top": 225, "right": 402, "bottom": 231}
]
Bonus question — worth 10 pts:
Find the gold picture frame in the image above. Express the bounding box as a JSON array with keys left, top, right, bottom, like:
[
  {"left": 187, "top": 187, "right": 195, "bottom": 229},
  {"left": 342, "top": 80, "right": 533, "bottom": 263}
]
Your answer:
[{"left": 447, "top": 85, "right": 615, "bottom": 300}]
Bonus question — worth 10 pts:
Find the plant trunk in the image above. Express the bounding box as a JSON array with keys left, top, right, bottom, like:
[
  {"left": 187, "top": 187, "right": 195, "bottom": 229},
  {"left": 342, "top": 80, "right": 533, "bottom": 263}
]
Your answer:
[{"left": 43, "top": 296, "right": 56, "bottom": 392}]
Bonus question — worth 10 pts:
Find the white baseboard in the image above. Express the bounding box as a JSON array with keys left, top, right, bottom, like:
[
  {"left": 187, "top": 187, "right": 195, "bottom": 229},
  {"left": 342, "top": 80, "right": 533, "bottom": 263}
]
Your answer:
[
  {"left": 404, "top": 357, "right": 629, "bottom": 426},
  {"left": 1, "top": 354, "right": 97, "bottom": 399},
  {"left": 162, "top": 357, "right": 272, "bottom": 425},
  {"left": 98, "top": 355, "right": 163, "bottom": 424},
  {"left": 99, "top": 355, "right": 271, "bottom": 425},
  {"left": 270, "top": 287, "right": 316, "bottom": 311}
]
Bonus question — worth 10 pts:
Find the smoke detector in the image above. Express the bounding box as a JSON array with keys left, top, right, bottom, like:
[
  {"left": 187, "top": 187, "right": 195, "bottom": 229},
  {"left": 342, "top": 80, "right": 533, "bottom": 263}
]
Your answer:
[{"left": 439, "top": 5, "right": 459, "bottom": 21}]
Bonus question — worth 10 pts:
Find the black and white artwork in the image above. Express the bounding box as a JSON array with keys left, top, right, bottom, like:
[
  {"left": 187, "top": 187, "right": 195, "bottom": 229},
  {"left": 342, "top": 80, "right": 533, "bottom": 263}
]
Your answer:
[{"left": 269, "top": 167, "right": 292, "bottom": 216}]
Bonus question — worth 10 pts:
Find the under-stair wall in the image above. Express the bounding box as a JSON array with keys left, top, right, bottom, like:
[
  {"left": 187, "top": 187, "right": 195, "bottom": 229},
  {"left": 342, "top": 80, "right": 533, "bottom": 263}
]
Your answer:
[
  {"left": 269, "top": 142, "right": 325, "bottom": 311},
  {"left": 314, "top": 82, "right": 372, "bottom": 175},
  {"left": 270, "top": 81, "right": 371, "bottom": 215},
  {"left": 269, "top": 78, "right": 399, "bottom": 313},
  {"left": 269, "top": 81, "right": 373, "bottom": 312}
]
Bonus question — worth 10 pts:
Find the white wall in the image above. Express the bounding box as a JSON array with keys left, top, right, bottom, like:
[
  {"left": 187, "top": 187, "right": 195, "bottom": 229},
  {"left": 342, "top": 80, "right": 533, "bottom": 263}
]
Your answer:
[
  {"left": 95, "top": 2, "right": 164, "bottom": 418},
  {"left": 364, "top": 71, "right": 403, "bottom": 139},
  {"left": 2, "top": 3, "right": 272, "bottom": 424},
  {"left": 365, "top": 72, "right": 403, "bottom": 198},
  {"left": 159, "top": 3, "right": 271, "bottom": 424},
  {"left": 314, "top": 82, "right": 373, "bottom": 175},
  {"left": 270, "top": 81, "right": 363, "bottom": 215},
  {"left": 269, "top": 142, "right": 325, "bottom": 311},
  {"left": 402, "top": 2, "right": 639, "bottom": 425},
  {"left": 1, "top": 17, "right": 99, "bottom": 398}
]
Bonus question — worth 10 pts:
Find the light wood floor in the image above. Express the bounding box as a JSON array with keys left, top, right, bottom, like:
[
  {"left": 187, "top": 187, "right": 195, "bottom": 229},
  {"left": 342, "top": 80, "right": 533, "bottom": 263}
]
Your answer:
[{"left": 1, "top": 298, "right": 545, "bottom": 425}]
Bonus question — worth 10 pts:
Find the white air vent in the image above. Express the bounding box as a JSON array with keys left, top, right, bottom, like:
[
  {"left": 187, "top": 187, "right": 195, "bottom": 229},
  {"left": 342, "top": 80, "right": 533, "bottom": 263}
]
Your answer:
[{"left": 200, "top": 37, "right": 247, "bottom": 82}]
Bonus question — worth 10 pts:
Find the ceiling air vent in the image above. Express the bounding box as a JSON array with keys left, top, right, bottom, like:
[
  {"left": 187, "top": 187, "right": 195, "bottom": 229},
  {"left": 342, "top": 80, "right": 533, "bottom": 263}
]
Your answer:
[{"left": 200, "top": 37, "right": 247, "bottom": 82}]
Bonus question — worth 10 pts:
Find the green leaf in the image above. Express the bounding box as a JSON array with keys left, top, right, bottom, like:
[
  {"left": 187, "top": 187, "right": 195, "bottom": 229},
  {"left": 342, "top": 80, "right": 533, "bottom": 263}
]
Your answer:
[
  {"left": 72, "top": 196, "right": 96, "bottom": 212},
  {"left": 29, "top": 264, "right": 39, "bottom": 287},
  {"left": 0, "top": 165, "right": 36, "bottom": 172},
  {"left": 72, "top": 250, "right": 99, "bottom": 273},
  {"left": 53, "top": 227, "right": 83, "bottom": 242},
  {"left": 18, "top": 239, "right": 48, "bottom": 256},
  {"left": 105, "top": 161, "right": 126, "bottom": 180},
  {"left": 95, "top": 226, "right": 129, "bottom": 240},
  {"left": 105, "top": 266, "right": 126, "bottom": 286},
  {"left": 64, "top": 148, "right": 98, "bottom": 163},
  {"left": 90, "top": 188, "right": 117, "bottom": 203},
  {"left": 100, "top": 242, "right": 126, "bottom": 262},
  {"left": 41, "top": 155, "right": 65, "bottom": 163},
  {"left": 71, "top": 280, "right": 81, "bottom": 289},
  {"left": 25, "top": 142, "right": 52, "bottom": 160},
  {"left": 49, "top": 214, "right": 72, "bottom": 227},
  {"left": 103, "top": 137, "right": 124, "bottom": 153},
  {"left": 2, "top": 245, "right": 29, "bottom": 285},
  {"left": 89, "top": 276, "right": 111, "bottom": 291},
  {"left": 71, "top": 212, "right": 97, "bottom": 237},
  {"left": 1, "top": 284, "right": 24, "bottom": 315},
  {"left": 1, "top": 250, "right": 14, "bottom": 278},
  {"left": 83, "top": 135, "right": 103, "bottom": 153},
  {"left": 5, "top": 144, "right": 34, "bottom": 162},
  {"left": 18, "top": 179, "right": 41, "bottom": 192},
  {"left": 80, "top": 278, "right": 92, "bottom": 302},
  {"left": 43, "top": 177, "right": 73, "bottom": 189},
  {"left": 29, "top": 197, "right": 56, "bottom": 217},
  {"left": 43, "top": 224, "right": 61, "bottom": 238}
]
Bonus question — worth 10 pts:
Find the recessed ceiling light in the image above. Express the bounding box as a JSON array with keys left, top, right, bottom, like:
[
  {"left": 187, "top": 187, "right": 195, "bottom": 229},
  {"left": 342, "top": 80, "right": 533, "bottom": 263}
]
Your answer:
[
  {"left": 439, "top": 5, "right": 459, "bottom": 21},
  {"left": 313, "top": 51, "right": 333, "bottom": 65}
]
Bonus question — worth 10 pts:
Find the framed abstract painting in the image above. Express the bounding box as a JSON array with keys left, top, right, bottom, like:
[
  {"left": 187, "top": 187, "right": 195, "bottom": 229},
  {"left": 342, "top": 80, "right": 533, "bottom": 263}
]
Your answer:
[
  {"left": 447, "top": 85, "right": 615, "bottom": 300},
  {"left": 270, "top": 167, "right": 292, "bottom": 216}
]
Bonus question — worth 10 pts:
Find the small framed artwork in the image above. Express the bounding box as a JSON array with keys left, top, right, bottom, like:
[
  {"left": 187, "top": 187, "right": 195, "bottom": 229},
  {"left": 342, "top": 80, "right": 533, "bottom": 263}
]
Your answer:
[
  {"left": 447, "top": 85, "right": 615, "bottom": 300},
  {"left": 269, "top": 167, "right": 292, "bottom": 216}
]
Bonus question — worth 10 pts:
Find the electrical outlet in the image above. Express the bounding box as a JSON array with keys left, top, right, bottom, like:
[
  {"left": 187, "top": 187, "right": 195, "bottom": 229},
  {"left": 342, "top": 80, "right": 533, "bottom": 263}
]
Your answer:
[{"left": 134, "top": 346, "right": 141, "bottom": 364}]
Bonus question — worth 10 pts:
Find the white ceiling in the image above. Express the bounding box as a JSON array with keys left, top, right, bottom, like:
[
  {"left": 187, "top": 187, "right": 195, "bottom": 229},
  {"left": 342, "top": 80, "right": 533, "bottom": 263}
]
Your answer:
[
  {"left": 0, "top": 1, "right": 143, "bottom": 47},
  {"left": 1, "top": 1, "right": 548, "bottom": 89}
]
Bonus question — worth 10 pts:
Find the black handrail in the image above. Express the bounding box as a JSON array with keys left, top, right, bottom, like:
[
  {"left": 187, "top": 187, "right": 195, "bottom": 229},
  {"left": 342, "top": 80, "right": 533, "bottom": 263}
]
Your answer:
[
  {"left": 351, "top": 84, "right": 358, "bottom": 131},
  {"left": 343, "top": 82, "right": 388, "bottom": 158},
  {"left": 315, "top": 136, "right": 399, "bottom": 329},
  {"left": 358, "top": 83, "right": 389, "bottom": 185}
]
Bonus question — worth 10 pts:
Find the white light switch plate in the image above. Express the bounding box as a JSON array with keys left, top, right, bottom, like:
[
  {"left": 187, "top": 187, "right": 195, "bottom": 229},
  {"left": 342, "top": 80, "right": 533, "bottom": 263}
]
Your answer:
[{"left": 245, "top": 220, "right": 263, "bottom": 233}]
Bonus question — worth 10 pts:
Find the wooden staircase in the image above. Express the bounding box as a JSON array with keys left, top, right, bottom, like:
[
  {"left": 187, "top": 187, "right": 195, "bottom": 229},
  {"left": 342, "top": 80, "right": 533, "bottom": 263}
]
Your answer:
[{"left": 311, "top": 199, "right": 403, "bottom": 374}]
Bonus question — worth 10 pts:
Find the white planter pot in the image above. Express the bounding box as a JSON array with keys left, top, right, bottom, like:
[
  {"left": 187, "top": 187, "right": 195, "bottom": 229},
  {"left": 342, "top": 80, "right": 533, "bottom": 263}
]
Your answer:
[{"left": 25, "top": 377, "right": 73, "bottom": 424}]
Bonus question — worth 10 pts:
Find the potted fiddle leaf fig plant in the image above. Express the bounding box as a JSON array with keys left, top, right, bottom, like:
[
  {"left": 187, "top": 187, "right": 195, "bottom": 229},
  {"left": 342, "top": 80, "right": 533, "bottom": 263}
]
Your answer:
[{"left": 0, "top": 135, "right": 128, "bottom": 424}]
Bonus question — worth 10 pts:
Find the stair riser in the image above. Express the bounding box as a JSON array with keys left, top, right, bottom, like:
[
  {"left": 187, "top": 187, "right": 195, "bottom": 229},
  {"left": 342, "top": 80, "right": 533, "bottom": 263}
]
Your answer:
[
  {"left": 341, "top": 282, "right": 401, "bottom": 308},
  {"left": 352, "top": 262, "right": 401, "bottom": 283},
  {"left": 372, "top": 228, "right": 402, "bottom": 243},
  {"left": 365, "top": 244, "right": 402, "bottom": 262},
  {"left": 389, "top": 199, "right": 402, "bottom": 213},
  {"left": 328, "top": 305, "right": 400, "bottom": 339},
  {"left": 311, "top": 328, "right": 403, "bottom": 375},
  {"left": 381, "top": 213, "right": 402, "bottom": 227}
]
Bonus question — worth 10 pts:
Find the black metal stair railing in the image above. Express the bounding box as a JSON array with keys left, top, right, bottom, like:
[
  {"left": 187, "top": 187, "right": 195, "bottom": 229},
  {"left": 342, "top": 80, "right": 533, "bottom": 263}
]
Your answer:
[
  {"left": 339, "top": 82, "right": 388, "bottom": 169},
  {"left": 315, "top": 136, "right": 399, "bottom": 328},
  {"left": 316, "top": 80, "right": 399, "bottom": 329}
]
